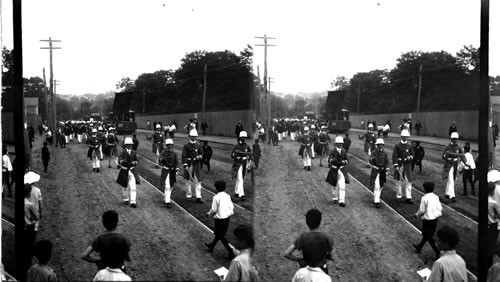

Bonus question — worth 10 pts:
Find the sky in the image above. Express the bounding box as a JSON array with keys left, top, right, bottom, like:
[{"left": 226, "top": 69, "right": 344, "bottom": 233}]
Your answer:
[{"left": 1, "top": 0, "right": 499, "bottom": 96}]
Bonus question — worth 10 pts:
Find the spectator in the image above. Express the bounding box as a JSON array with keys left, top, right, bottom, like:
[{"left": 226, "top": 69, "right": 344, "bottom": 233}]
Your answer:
[
  {"left": 24, "top": 181, "right": 40, "bottom": 275},
  {"left": 411, "top": 141, "right": 425, "bottom": 174},
  {"left": 412, "top": 181, "right": 442, "bottom": 260},
  {"left": 224, "top": 224, "right": 259, "bottom": 281},
  {"left": 92, "top": 241, "right": 132, "bottom": 281},
  {"left": 146, "top": 120, "right": 151, "bottom": 130},
  {"left": 26, "top": 240, "right": 58, "bottom": 282},
  {"left": 153, "top": 120, "right": 157, "bottom": 132},
  {"left": 448, "top": 122, "right": 458, "bottom": 137},
  {"left": 131, "top": 134, "right": 139, "bottom": 151},
  {"left": 82, "top": 210, "right": 131, "bottom": 272},
  {"left": 2, "top": 145, "right": 13, "bottom": 197},
  {"left": 415, "top": 120, "right": 422, "bottom": 136},
  {"left": 200, "top": 141, "right": 213, "bottom": 172},
  {"left": 168, "top": 121, "right": 176, "bottom": 138},
  {"left": 461, "top": 143, "right": 476, "bottom": 196},
  {"left": 28, "top": 176, "right": 43, "bottom": 234},
  {"left": 283, "top": 209, "right": 333, "bottom": 274},
  {"left": 252, "top": 139, "right": 261, "bottom": 170},
  {"left": 292, "top": 265, "right": 331, "bottom": 282},
  {"left": 235, "top": 121, "right": 244, "bottom": 139},
  {"left": 205, "top": 180, "right": 234, "bottom": 259},
  {"left": 201, "top": 120, "right": 208, "bottom": 136},
  {"left": 488, "top": 259, "right": 500, "bottom": 282},
  {"left": 427, "top": 226, "right": 467, "bottom": 282},
  {"left": 488, "top": 182, "right": 500, "bottom": 268},
  {"left": 42, "top": 142, "right": 51, "bottom": 173},
  {"left": 343, "top": 133, "right": 351, "bottom": 153}
]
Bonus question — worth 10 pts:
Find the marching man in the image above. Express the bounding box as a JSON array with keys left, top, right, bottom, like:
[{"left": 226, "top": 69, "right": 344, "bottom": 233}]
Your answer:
[
  {"left": 298, "top": 126, "right": 313, "bottom": 171},
  {"left": 369, "top": 138, "right": 390, "bottom": 208},
  {"left": 182, "top": 129, "right": 204, "bottom": 203},
  {"left": 105, "top": 127, "right": 119, "bottom": 169},
  {"left": 392, "top": 129, "right": 414, "bottom": 204},
  {"left": 87, "top": 128, "right": 102, "bottom": 172},
  {"left": 317, "top": 126, "right": 331, "bottom": 167},
  {"left": 309, "top": 125, "right": 318, "bottom": 158},
  {"left": 160, "top": 138, "right": 179, "bottom": 208},
  {"left": 97, "top": 126, "right": 106, "bottom": 161},
  {"left": 326, "top": 136, "right": 349, "bottom": 207},
  {"left": 117, "top": 137, "right": 140, "bottom": 208},
  {"left": 359, "top": 124, "right": 377, "bottom": 167},
  {"left": 231, "top": 131, "right": 252, "bottom": 201},
  {"left": 442, "top": 132, "right": 464, "bottom": 202},
  {"left": 147, "top": 124, "right": 165, "bottom": 168}
]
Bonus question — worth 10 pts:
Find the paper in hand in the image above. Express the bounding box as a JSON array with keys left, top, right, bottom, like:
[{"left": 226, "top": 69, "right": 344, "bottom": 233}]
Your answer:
[
  {"left": 214, "top": 267, "right": 228, "bottom": 280},
  {"left": 417, "top": 267, "right": 431, "bottom": 280}
]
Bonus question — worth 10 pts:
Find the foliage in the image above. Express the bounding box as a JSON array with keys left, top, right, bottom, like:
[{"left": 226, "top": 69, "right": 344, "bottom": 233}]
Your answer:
[{"left": 115, "top": 77, "right": 135, "bottom": 92}]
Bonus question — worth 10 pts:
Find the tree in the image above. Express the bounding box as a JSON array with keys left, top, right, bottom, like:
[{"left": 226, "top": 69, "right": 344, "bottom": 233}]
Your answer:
[
  {"left": 456, "top": 45, "right": 479, "bottom": 74},
  {"left": 115, "top": 77, "right": 135, "bottom": 92},
  {"left": 331, "top": 75, "right": 350, "bottom": 90}
]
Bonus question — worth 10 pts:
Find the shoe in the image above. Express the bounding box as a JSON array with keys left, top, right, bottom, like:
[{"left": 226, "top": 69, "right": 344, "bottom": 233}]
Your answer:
[
  {"left": 451, "top": 198, "right": 456, "bottom": 203},
  {"left": 412, "top": 243, "right": 421, "bottom": 253},
  {"left": 366, "top": 164, "right": 371, "bottom": 168},
  {"left": 235, "top": 193, "right": 239, "bottom": 198},
  {"left": 375, "top": 203, "right": 380, "bottom": 208},
  {"left": 109, "top": 165, "right": 112, "bottom": 168},
  {"left": 204, "top": 242, "right": 213, "bottom": 253},
  {"left": 339, "top": 202, "right": 345, "bottom": 207},
  {"left": 124, "top": 200, "right": 129, "bottom": 205},
  {"left": 304, "top": 166, "right": 307, "bottom": 170},
  {"left": 406, "top": 199, "right": 413, "bottom": 204},
  {"left": 196, "top": 198, "right": 204, "bottom": 203},
  {"left": 308, "top": 166, "right": 311, "bottom": 171},
  {"left": 445, "top": 195, "right": 450, "bottom": 199},
  {"left": 332, "top": 198, "right": 338, "bottom": 203},
  {"left": 165, "top": 203, "right": 171, "bottom": 208},
  {"left": 240, "top": 196, "right": 246, "bottom": 201},
  {"left": 93, "top": 168, "right": 96, "bottom": 172},
  {"left": 96, "top": 168, "right": 100, "bottom": 173},
  {"left": 131, "top": 203, "right": 137, "bottom": 208},
  {"left": 186, "top": 195, "right": 192, "bottom": 199}
]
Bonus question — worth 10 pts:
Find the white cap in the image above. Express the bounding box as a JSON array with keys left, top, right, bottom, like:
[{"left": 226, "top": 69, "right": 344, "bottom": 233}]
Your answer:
[
  {"left": 124, "top": 137, "right": 133, "bottom": 145},
  {"left": 450, "top": 132, "right": 459, "bottom": 139},
  {"left": 304, "top": 126, "right": 309, "bottom": 131},
  {"left": 24, "top": 171, "right": 40, "bottom": 184},
  {"left": 334, "top": 136, "right": 344, "bottom": 144},
  {"left": 368, "top": 124, "right": 374, "bottom": 128},
  {"left": 239, "top": 131, "right": 248, "bottom": 138},
  {"left": 165, "top": 138, "right": 174, "bottom": 145},
  {"left": 189, "top": 129, "right": 198, "bottom": 137},
  {"left": 400, "top": 129, "right": 410, "bottom": 137},
  {"left": 108, "top": 127, "right": 115, "bottom": 131},
  {"left": 156, "top": 124, "right": 161, "bottom": 129},
  {"left": 311, "top": 125, "right": 316, "bottom": 129},
  {"left": 92, "top": 128, "right": 97, "bottom": 133},
  {"left": 375, "top": 138, "right": 385, "bottom": 145},
  {"left": 98, "top": 126, "right": 103, "bottom": 131},
  {"left": 488, "top": 170, "right": 500, "bottom": 183}
]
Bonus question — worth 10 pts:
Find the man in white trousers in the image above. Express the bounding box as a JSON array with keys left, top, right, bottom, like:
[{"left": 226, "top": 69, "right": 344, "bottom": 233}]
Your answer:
[
  {"left": 87, "top": 128, "right": 102, "bottom": 172},
  {"left": 369, "top": 138, "right": 390, "bottom": 208},
  {"left": 392, "top": 129, "right": 414, "bottom": 204},
  {"left": 231, "top": 131, "right": 252, "bottom": 201},
  {"left": 182, "top": 129, "right": 204, "bottom": 203},
  {"left": 298, "top": 127, "right": 313, "bottom": 171},
  {"left": 442, "top": 132, "right": 464, "bottom": 203},
  {"left": 116, "top": 137, "right": 140, "bottom": 208},
  {"left": 160, "top": 138, "right": 179, "bottom": 208},
  {"left": 326, "top": 136, "right": 349, "bottom": 207}
]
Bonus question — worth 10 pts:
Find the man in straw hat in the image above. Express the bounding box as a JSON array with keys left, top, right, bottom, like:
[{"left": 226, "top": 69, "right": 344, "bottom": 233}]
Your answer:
[
  {"left": 159, "top": 138, "right": 179, "bottom": 208},
  {"left": 24, "top": 171, "right": 41, "bottom": 274},
  {"left": 442, "top": 132, "right": 464, "bottom": 203},
  {"left": 326, "top": 136, "right": 349, "bottom": 207},
  {"left": 182, "top": 129, "right": 204, "bottom": 203},
  {"left": 369, "top": 138, "right": 390, "bottom": 208},
  {"left": 392, "top": 129, "right": 414, "bottom": 204},
  {"left": 117, "top": 137, "right": 140, "bottom": 208},
  {"left": 231, "top": 131, "right": 252, "bottom": 201}
]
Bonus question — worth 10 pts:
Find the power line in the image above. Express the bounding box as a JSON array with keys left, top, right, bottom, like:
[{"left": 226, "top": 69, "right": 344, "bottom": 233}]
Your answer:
[
  {"left": 255, "top": 34, "right": 276, "bottom": 128},
  {"left": 40, "top": 37, "right": 61, "bottom": 129}
]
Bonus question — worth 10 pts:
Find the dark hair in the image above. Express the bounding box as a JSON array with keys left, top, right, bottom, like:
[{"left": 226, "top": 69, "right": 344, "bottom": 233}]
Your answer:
[
  {"left": 214, "top": 180, "right": 226, "bottom": 192},
  {"left": 489, "top": 182, "right": 496, "bottom": 196},
  {"left": 305, "top": 209, "right": 322, "bottom": 229},
  {"left": 233, "top": 224, "right": 255, "bottom": 250},
  {"left": 43, "top": 142, "right": 48, "bottom": 146},
  {"left": 437, "top": 226, "right": 460, "bottom": 248},
  {"left": 24, "top": 184, "right": 33, "bottom": 198},
  {"left": 464, "top": 142, "right": 471, "bottom": 152},
  {"left": 34, "top": 240, "right": 53, "bottom": 263},
  {"left": 423, "top": 181, "right": 435, "bottom": 193},
  {"left": 102, "top": 210, "right": 119, "bottom": 231},
  {"left": 255, "top": 139, "right": 259, "bottom": 143}
]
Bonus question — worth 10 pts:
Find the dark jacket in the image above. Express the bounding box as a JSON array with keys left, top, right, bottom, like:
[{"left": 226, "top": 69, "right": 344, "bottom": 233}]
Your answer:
[
  {"left": 326, "top": 147, "right": 350, "bottom": 186},
  {"left": 116, "top": 149, "right": 140, "bottom": 187}
]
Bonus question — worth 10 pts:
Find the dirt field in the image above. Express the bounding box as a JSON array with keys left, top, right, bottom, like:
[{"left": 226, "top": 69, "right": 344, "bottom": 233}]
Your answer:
[{"left": 2, "top": 129, "right": 479, "bottom": 281}]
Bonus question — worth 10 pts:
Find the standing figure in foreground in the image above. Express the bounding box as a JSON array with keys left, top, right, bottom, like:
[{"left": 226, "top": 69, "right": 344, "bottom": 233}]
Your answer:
[
  {"left": 182, "top": 129, "right": 204, "bottom": 203},
  {"left": 427, "top": 226, "right": 467, "bottom": 282},
  {"left": 117, "top": 137, "right": 140, "bottom": 208},
  {"left": 392, "top": 129, "right": 414, "bottom": 204},
  {"left": 298, "top": 127, "right": 313, "bottom": 171},
  {"left": 159, "top": 138, "right": 178, "bottom": 208},
  {"left": 369, "top": 138, "right": 390, "bottom": 208},
  {"left": 231, "top": 131, "right": 252, "bottom": 201},
  {"left": 326, "top": 136, "right": 349, "bottom": 207},
  {"left": 442, "top": 132, "right": 463, "bottom": 203},
  {"left": 224, "top": 224, "right": 260, "bottom": 281}
]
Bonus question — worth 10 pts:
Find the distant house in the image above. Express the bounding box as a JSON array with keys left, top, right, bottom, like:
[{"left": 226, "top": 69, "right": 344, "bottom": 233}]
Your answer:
[{"left": 25, "top": 97, "right": 39, "bottom": 115}]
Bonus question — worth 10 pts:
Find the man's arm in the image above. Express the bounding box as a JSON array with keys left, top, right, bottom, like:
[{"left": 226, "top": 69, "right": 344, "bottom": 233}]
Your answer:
[
  {"left": 81, "top": 246, "right": 101, "bottom": 263},
  {"left": 283, "top": 244, "right": 302, "bottom": 262}
]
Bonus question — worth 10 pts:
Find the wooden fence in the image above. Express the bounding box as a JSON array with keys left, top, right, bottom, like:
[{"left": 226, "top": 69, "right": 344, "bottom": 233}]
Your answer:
[
  {"left": 350, "top": 111, "right": 478, "bottom": 140},
  {"left": 136, "top": 110, "right": 256, "bottom": 137}
]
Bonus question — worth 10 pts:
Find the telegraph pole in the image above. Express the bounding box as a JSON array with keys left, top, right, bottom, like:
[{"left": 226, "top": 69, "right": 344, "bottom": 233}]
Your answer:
[
  {"left": 53, "top": 80, "right": 60, "bottom": 120},
  {"left": 202, "top": 63, "right": 207, "bottom": 112},
  {"left": 42, "top": 68, "right": 49, "bottom": 124},
  {"left": 268, "top": 77, "right": 275, "bottom": 118},
  {"left": 40, "top": 37, "right": 61, "bottom": 129},
  {"left": 255, "top": 34, "right": 276, "bottom": 128},
  {"left": 416, "top": 64, "right": 423, "bottom": 112},
  {"left": 357, "top": 86, "right": 361, "bottom": 113}
]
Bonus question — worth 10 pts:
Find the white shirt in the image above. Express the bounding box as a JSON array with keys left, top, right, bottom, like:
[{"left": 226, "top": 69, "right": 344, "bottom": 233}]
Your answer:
[
  {"left": 169, "top": 124, "right": 176, "bottom": 132},
  {"left": 209, "top": 191, "right": 234, "bottom": 219},
  {"left": 292, "top": 266, "right": 331, "bottom": 282},
  {"left": 93, "top": 267, "right": 131, "bottom": 281},
  {"left": 463, "top": 152, "right": 476, "bottom": 170},
  {"left": 417, "top": 193, "right": 442, "bottom": 220},
  {"left": 29, "top": 186, "right": 42, "bottom": 216},
  {"left": 2, "top": 154, "right": 13, "bottom": 172}
]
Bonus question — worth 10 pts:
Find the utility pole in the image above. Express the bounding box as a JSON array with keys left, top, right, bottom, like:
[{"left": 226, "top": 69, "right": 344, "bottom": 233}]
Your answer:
[
  {"left": 40, "top": 37, "right": 61, "bottom": 129},
  {"left": 202, "top": 63, "right": 207, "bottom": 112},
  {"left": 268, "top": 77, "right": 275, "bottom": 118},
  {"left": 255, "top": 34, "right": 276, "bottom": 129},
  {"left": 53, "top": 80, "right": 60, "bottom": 121},
  {"left": 416, "top": 64, "right": 423, "bottom": 112},
  {"left": 42, "top": 68, "right": 49, "bottom": 124}
]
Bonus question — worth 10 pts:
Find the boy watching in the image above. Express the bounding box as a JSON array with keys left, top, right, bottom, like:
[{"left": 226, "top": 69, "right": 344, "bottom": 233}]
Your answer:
[
  {"left": 252, "top": 139, "right": 261, "bottom": 169},
  {"left": 283, "top": 209, "right": 334, "bottom": 273},
  {"left": 205, "top": 180, "right": 234, "bottom": 259},
  {"left": 26, "top": 240, "right": 58, "bottom": 282},
  {"left": 427, "top": 225, "right": 467, "bottom": 282},
  {"left": 82, "top": 210, "right": 131, "bottom": 272}
]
